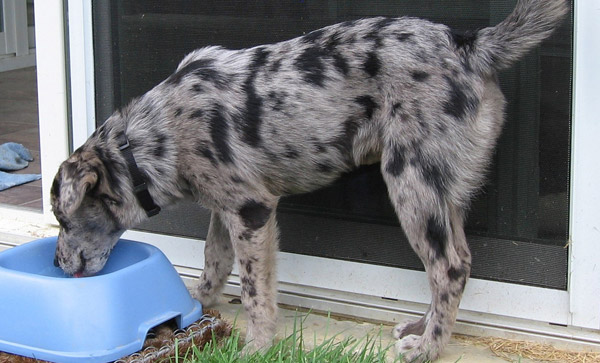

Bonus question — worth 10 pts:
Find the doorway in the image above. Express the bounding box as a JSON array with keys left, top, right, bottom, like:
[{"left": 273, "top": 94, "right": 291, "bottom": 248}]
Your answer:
[{"left": 0, "top": 0, "right": 40, "bottom": 210}]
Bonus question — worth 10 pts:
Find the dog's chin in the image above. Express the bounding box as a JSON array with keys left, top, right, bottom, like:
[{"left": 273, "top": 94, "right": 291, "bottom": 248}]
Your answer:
[{"left": 66, "top": 257, "right": 108, "bottom": 278}]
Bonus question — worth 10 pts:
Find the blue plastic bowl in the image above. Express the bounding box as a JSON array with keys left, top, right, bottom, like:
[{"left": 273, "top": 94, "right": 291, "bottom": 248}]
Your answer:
[{"left": 0, "top": 236, "right": 202, "bottom": 363}]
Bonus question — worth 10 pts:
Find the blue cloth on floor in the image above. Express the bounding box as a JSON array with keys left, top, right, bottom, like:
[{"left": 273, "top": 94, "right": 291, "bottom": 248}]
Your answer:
[
  {"left": 0, "top": 171, "right": 41, "bottom": 191},
  {"left": 0, "top": 143, "right": 41, "bottom": 191},
  {"left": 0, "top": 142, "right": 34, "bottom": 171}
]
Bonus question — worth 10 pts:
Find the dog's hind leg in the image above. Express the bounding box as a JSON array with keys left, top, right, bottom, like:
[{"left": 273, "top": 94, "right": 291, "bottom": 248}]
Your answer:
[
  {"left": 193, "top": 210, "right": 235, "bottom": 307},
  {"left": 221, "top": 196, "right": 280, "bottom": 352},
  {"left": 381, "top": 147, "right": 471, "bottom": 362}
]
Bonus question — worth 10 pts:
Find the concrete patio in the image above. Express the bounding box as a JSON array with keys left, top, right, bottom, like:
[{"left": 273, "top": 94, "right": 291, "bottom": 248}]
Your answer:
[{"left": 2, "top": 208, "right": 599, "bottom": 362}]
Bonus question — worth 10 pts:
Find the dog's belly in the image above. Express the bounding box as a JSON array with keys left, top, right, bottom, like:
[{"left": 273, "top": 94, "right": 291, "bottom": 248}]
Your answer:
[{"left": 256, "top": 140, "right": 381, "bottom": 197}]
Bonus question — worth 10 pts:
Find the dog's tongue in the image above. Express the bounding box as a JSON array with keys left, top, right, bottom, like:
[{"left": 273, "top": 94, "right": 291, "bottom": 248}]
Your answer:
[{"left": 74, "top": 272, "right": 83, "bottom": 278}]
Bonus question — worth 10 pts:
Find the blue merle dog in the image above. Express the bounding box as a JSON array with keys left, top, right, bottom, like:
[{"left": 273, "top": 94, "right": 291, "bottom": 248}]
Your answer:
[{"left": 51, "top": 0, "right": 567, "bottom": 360}]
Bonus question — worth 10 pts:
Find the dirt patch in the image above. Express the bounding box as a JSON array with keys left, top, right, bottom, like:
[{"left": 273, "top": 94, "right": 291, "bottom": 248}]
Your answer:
[{"left": 455, "top": 334, "right": 600, "bottom": 362}]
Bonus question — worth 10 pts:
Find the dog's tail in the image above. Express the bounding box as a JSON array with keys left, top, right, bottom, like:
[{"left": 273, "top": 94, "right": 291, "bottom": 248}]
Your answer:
[{"left": 463, "top": 0, "right": 569, "bottom": 75}]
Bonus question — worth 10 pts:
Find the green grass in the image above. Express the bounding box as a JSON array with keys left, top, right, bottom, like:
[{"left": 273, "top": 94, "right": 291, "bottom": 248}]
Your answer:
[{"left": 171, "top": 312, "right": 402, "bottom": 363}]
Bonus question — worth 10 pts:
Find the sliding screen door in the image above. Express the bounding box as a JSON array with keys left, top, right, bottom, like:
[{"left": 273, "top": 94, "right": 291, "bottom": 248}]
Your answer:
[{"left": 92, "top": 0, "right": 573, "bottom": 290}]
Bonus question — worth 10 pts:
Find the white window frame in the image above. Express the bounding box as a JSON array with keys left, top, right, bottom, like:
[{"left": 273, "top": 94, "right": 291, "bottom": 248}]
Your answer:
[
  {"left": 0, "top": 0, "right": 35, "bottom": 71},
  {"left": 33, "top": 0, "right": 599, "bottom": 341}
]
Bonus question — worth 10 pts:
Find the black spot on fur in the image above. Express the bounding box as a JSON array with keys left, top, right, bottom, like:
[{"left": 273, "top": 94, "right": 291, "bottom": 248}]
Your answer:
[
  {"left": 208, "top": 105, "right": 233, "bottom": 163},
  {"left": 196, "top": 143, "right": 217, "bottom": 166},
  {"left": 285, "top": 145, "right": 300, "bottom": 159},
  {"left": 311, "top": 138, "right": 327, "bottom": 154},
  {"left": 396, "top": 32, "right": 413, "bottom": 42},
  {"left": 375, "top": 17, "right": 395, "bottom": 30},
  {"left": 296, "top": 46, "right": 328, "bottom": 87},
  {"left": 201, "top": 280, "right": 212, "bottom": 291},
  {"left": 174, "top": 108, "right": 183, "bottom": 117},
  {"left": 435, "top": 122, "right": 448, "bottom": 134},
  {"left": 385, "top": 145, "right": 406, "bottom": 177},
  {"left": 423, "top": 162, "right": 445, "bottom": 195},
  {"left": 364, "top": 31, "right": 383, "bottom": 48},
  {"left": 433, "top": 325, "right": 443, "bottom": 338},
  {"left": 355, "top": 95, "right": 378, "bottom": 119},
  {"left": 270, "top": 58, "right": 283, "bottom": 73},
  {"left": 251, "top": 46, "right": 269, "bottom": 69},
  {"left": 191, "top": 84, "right": 203, "bottom": 93},
  {"left": 443, "top": 76, "right": 477, "bottom": 120},
  {"left": 190, "top": 109, "right": 203, "bottom": 119},
  {"left": 441, "top": 292, "right": 449, "bottom": 304},
  {"left": 268, "top": 91, "right": 286, "bottom": 112},
  {"left": 240, "top": 47, "right": 270, "bottom": 147},
  {"left": 239, "top": 200, "right": 272, "bottom": 230},
  {"left": 450, "top": 29, "right": 477, "bottom": 51},
  {"left": 93, "top": 145, "right": 117, "bottom": 168},
  {"left": 333, "top": 53, "right": 350, "bottom": 76},
  {"left": 418, "top": 153, "right": 450, "bottom": 197},
  {"left": 92, "top": 145, "right": 123, "bottom": 196},
  {"left": 166, "top": 58, "right": 214, "bottom": 85},
  {"left": 241, "top": 277, "right": 257, "bottom": 297},
  {"left": 231, "top": 175, "right": 245, "bottom": 184},
  {"left": 193, "top": 65, "right": 230, "bottom": 89},
  {"left": 448, "top": 266, "right": 465, "bottom": 281},
  {"left": 240, "top": 230, "right": 254, "bottom": 240},
  {"left": 391, "top": 102, "right": 402, "bottom": 117},
  {"left": 330, "top": 116, "right": 361, "bottom": 159},
  {"left": 325, "top": 31, "right": 342, "bottom": 50},
  {"left": 153, "top": 134, "right": 167, "bottom": 158},
  {"left": 426, "top": 216, "right": 447, "bottom": 259},
  {"left": 363, "top": 51, "right": 381, "bottom": 77},
  {"left": 411, "top": 71, "right": 430, "bottom": 82},
  {"left": 317, "top": 162, "right": 334, "bottom": 173}
]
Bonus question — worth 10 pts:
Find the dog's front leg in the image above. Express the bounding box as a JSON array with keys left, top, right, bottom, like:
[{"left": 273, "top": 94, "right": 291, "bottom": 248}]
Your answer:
[
  {"left": 223, "top": 198, "right": 280, "bottom": 352},
  {"left": 193, "top": 210, "right": 234, "bottom": 307}
]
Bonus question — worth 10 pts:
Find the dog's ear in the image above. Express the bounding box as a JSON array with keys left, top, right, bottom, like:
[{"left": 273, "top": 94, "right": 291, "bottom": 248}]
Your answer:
[
  {"left": 52, "top": 150, "right": 122, "bottom": 216},
  {"left": 53, "top": 159, "right": 98, "bottom": 216}
]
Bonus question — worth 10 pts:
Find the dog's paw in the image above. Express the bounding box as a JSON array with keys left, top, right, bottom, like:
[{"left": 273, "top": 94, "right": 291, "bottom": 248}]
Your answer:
[
  {"left": 240, "top": 335, "right": 272, "bottom": 356},
  {"left": 393, "top": 318, "right": 426, "bottom": 339},
  {"left": 190, "top": 286, "right": 218, "bottom": 307},
  {"left": 395, "top": 334, "right": 438, "bottom": 363},
  {"left": 240, "top": 342, "right": 259, "bottom": 356}
]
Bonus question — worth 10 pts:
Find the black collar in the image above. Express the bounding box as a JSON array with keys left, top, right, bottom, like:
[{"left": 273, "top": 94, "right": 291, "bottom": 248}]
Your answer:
[{"left": 116, "top": 133, "right": 161, "bottom": 217}]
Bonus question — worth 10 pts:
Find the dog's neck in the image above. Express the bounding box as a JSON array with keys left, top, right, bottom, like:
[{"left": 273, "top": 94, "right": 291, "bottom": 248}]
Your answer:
[
  {"left": 87, "top": 105, "right": 186, "bottom": 228},
  {"left": 115, "top": 132, "right": 161, "bottom": 217}
]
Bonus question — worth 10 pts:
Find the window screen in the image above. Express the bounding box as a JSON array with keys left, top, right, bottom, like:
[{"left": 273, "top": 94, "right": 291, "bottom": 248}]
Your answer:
[{"left": 92, "top": 0, "right": 573, "bottom": 290}]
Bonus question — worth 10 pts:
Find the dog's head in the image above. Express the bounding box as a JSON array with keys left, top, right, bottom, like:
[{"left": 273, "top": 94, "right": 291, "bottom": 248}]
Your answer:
[{"left": 51, "top": 149, "right": 125, "bottom": 277}]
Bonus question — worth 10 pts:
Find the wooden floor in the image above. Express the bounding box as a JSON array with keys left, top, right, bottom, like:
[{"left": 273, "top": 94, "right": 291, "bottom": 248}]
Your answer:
[{"left": 0, "top": 67, "right": 42, "bottom": 210}]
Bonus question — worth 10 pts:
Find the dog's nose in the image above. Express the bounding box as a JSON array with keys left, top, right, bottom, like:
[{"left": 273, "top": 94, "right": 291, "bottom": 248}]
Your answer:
[{"left": 54, "top": 256, "right": 60, "bottom": 267}]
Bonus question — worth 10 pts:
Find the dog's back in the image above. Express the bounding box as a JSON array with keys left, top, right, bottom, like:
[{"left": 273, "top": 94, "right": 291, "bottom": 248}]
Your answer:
[{"left": 159, "top": 0, "right": 567, "bottom": 200}]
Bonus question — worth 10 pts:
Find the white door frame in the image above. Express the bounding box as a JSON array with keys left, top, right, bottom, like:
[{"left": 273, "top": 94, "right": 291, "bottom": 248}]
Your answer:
[
  {"left": 34, "top": 0, "right": 600, "bottom": 340},
  {"left": 568, "top": 0, "right": 600, "bottom": 331}
]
